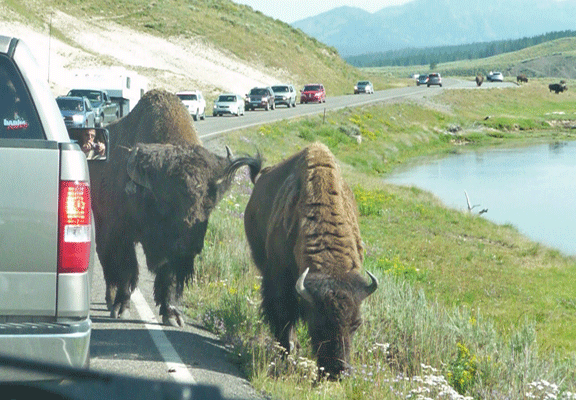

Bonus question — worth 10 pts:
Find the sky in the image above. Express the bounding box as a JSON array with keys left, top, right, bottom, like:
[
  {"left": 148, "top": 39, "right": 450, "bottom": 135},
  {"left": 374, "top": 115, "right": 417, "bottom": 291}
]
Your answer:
[{"left": 231, "top": 0, "right": 415, "bottom": 23}]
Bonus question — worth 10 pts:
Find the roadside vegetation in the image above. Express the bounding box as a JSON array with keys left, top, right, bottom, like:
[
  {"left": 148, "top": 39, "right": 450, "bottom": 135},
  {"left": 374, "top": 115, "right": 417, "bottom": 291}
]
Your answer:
[{"left": 186, "top": 80, "right": 576, "bottom": 399}]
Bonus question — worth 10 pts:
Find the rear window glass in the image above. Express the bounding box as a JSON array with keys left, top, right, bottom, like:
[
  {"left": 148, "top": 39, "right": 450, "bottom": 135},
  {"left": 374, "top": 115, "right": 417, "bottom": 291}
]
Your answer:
[
  {"left": 272, "top": 86, "right": 288, "bottom": 92},
  {"left": 177, "top": 94, "right": 197, "bottom": 101},
  {"left": 0, "top": 55, "right": 43, "bottom": 139}
]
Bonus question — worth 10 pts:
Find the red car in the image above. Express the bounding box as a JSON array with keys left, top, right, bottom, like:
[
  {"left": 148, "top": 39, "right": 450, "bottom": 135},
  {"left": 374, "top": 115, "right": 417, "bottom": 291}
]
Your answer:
[{"left": 300, "top": 83, "right": 326, "bottom": 104}]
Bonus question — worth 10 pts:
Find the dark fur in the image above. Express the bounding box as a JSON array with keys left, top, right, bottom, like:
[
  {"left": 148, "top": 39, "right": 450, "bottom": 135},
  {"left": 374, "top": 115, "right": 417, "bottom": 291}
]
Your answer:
[
  {"left": 475, "top": 74, "right": 484, "bottom": 86},
  {"left": 517, "top": 74, "right": 528, "bottom": 83},
  {"left": 549, "top": 82, "right": 567, "bottom": 94},
  {"left": 90, "top": 89, "right": 261, "bottom": 325},
  {"left": 243, "top": 142, "right": 376, "bottom": 377}
]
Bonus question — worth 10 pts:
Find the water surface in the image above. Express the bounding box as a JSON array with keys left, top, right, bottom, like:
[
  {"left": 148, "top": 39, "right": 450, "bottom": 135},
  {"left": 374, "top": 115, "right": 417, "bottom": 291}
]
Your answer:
[{"left": 386, "top": 141, "right": 576, "bottom": 256}]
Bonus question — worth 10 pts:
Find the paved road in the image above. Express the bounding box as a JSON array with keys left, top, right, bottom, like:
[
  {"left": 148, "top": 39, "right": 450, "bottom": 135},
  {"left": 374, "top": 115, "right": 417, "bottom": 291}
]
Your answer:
[{"left": 88, "top": 78, "right": 515, "bottom": 398}]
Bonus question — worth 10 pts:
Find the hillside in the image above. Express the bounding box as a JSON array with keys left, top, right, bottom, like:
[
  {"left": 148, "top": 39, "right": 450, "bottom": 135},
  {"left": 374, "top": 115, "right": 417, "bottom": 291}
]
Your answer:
[
  {"left": 364, "top": 37, "right": 576, "bottom": 80},
  {"left": 292, "top": 0, "right": 576, "bottom": 56},
  {"left": 0, "top": 0, "right": 366, "bottom": 99}
]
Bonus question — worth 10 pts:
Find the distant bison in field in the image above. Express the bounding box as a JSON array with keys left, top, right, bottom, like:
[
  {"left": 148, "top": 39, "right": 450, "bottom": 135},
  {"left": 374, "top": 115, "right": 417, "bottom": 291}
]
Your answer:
[
  {"left": 90, "top": 89, "right": 262, "bottom": 326},
  {"left": 549, "top": 82, "right": 567, "bottom": 94},
  {"left": 475, "top": 74, "right": 484, "bottom": 86},
  {"left": 517, "top": 74, "right": 528, "bottom": 83},
  {"left": 243, "top": 142, "right": 378, "bottom": 378}
]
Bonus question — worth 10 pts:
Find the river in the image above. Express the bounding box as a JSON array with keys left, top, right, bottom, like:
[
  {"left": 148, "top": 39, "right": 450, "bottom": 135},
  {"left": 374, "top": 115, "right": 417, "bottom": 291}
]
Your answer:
[{"left": 385, "top": 141, "right": 576, "bottom": 257}]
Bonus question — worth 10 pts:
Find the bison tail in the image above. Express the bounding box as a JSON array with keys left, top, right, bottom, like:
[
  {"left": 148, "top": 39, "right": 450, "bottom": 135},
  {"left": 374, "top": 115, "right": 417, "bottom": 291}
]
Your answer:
[{"left": 225, "top": 150, "right": 263, "bottom": 183}]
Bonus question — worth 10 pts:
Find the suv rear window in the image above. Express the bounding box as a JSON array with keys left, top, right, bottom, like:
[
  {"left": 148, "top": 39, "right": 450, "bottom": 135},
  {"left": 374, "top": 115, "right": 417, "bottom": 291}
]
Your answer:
[
  {"left": 1, "top": 55, "right": 43, "bottom": 139},
  {"left": 304, "top": 85, "right": 322, "bottom": 91},
  {"left": 177, "top": 94, "right": 198, "bottom": 101}
]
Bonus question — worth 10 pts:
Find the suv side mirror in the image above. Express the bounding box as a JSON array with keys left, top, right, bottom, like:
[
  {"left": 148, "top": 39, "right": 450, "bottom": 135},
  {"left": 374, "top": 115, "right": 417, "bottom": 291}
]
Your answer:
[{"left": 67, "top": 127, "right": 109, "bottom": 161}]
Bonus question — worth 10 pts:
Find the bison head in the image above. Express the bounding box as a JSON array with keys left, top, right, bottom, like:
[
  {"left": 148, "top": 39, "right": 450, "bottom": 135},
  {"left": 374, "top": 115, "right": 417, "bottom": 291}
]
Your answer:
[
  {"left": 296, "top": 268, "right": 378, "bottom": 378},
  {"left": 124, "top": 143, "right": 236, "bottom": 264}
]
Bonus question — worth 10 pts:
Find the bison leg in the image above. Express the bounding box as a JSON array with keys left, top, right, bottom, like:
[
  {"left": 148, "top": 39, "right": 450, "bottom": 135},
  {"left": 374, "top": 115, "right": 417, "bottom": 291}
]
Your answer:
[
  {"left": 261, "top": 270, "right": 300, "bottom": 353},
  {"left": 153, "top": 260, "right": 186, "bottom": 327},
  {"left": 99, "top": 237, "right": 139, "bottom": 319}
]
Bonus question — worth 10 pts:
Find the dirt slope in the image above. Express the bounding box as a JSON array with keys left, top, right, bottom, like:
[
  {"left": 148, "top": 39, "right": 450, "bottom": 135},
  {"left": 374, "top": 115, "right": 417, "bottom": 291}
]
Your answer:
[{"left": 0, "top": 7, "right": 285, "bottom": 98}]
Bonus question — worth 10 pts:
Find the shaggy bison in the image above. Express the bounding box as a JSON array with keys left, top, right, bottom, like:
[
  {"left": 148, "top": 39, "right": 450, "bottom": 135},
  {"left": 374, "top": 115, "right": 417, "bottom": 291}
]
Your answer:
[
  {"left": 90, "top": 89, "right": 261, "bottom": 326},
  {"left": 475, "top": 74, "right": 484, "bottom": 86},
  {"left": 517, "top": 74, "right": 528, "bottom": 83},
  {"left": 549, "top": 82, "right": 567, "bottom": 94},
  {"left": 243, "top": 142, "right": 378, "bottom": 377}
]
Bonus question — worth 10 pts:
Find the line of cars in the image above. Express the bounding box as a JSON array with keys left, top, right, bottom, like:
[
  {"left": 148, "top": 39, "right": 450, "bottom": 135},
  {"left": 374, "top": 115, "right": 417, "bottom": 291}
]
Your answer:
[
  {"left": 176, "top": 82, "right": 329, "bottom": 119},
  {"left": 416, "top": 73, "right": 443, "bottom": 87},
  {"left": 55, "top": 89, "right": 121, "bottom": 129}
]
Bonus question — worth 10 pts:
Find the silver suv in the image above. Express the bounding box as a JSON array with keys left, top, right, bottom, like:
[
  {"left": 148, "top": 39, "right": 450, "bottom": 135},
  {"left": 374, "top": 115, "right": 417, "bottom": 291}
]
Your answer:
[
  {"left": 0, "top": 35, "right": 94, "bottom": 379},
  {"left": 271, "top": 84, "right": 297, "bottom": 108}
]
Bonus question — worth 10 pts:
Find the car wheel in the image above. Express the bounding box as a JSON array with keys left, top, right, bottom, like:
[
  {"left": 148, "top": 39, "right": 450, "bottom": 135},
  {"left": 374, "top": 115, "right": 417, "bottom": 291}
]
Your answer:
[
  {"left": 193, "top": 110, "right": 198, "bottom": 121},
  {"left": 200, "top": 109, "right": 206, "bottom": 120},
  {"left": 440, "top": 84, "right": 443, "bottom": 87},
  {"left": 213, "top": 113, "right": 217, "bottom": 117}
]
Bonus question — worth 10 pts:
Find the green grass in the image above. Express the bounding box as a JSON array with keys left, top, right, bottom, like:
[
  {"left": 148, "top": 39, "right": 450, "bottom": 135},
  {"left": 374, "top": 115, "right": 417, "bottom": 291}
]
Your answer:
[{"left": 184, "top": 82, "right": 576, "bottom": 399}]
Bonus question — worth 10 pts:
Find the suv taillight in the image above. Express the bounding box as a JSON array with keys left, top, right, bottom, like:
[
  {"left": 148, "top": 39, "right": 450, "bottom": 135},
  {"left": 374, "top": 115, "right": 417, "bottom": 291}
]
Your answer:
[{"left": 58, "top": 181, "right": 91, "bottom": 273}]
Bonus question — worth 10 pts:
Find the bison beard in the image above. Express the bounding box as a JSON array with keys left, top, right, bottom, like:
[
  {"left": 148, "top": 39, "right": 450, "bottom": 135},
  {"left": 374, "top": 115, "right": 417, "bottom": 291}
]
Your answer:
[
  {"left": 244, "top": 142, "right": 377, "bottom": 378},
  {"left": 90, "top": 89, "right": 261, "bottom": 326}
]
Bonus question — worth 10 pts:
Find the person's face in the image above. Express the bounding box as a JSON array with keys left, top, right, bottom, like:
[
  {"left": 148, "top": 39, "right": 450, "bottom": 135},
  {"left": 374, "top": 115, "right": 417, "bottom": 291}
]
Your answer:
[{"left": 83, "top": 130, "right": 95, "bottom": 143}]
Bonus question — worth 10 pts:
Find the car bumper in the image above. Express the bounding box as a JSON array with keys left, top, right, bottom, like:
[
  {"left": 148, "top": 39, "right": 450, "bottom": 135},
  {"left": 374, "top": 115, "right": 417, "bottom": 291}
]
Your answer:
[
  {"left": 214, "top": 107, "right": 237, "bottom": 115},
  {"left": 0, "top": 318, "right": 91, "bottom": 380},
  {"left": 248, "top": 101, "right": 269, "bottom": 109},
  {"left": 300, "top": 96, "right": 322, "bottom": 103}
]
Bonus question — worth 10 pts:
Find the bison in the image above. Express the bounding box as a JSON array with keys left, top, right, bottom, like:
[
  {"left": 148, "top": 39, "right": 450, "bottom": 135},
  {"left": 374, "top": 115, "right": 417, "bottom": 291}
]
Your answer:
[
  {"left": 475, "top": 74, "right": 484, "bottom": 86},
  {"left": 243, "top": 142, "right": 378, "bottom": 377},
  {"left": 549, "top": 82, "right": 567, "bottom": 94},
  {"left": 517, "top": 74, "right": 528, "bottom": 83},
  {"left": 90, "top": 89, "right": 261, "bottom": 326}
]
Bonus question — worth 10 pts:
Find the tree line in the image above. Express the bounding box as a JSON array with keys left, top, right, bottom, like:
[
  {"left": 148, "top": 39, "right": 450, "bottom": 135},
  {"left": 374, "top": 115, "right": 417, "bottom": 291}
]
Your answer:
[{"left": 346, "top": 30, "right": 576, "bottom": 68}]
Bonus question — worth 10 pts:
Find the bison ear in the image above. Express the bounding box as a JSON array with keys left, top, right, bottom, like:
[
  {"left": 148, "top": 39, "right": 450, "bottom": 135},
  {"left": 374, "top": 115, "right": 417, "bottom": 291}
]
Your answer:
[{"left": 127, "top": 147, "right": 153, "bottom": 190}]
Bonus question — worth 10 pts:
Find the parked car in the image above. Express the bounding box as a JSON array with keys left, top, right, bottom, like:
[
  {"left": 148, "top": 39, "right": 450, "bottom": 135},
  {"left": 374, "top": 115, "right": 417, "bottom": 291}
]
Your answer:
[
  {"left": 213, "top": 93, "right": 245, "bottom": 116},
  {"left": 354, "top": 80, "right": 374, "bottom": 94},
  {"left": 487, "top": 71, "right": 504, "bottom": 82},
  {"left": 246, "top": 87, "right": 275, "bottom": 111},
  {"left": 271, "top": 84, "right": 297, "bottom": 107},
  {"left": 417, "top": 74, "right": 429, "bottom": 86},
  {"left": 300, "top": 83, "right": 326, "bottom": 104},
  {"left": 176, "top": 90, "right": 206, "bottom": 121},
  {"left": 0, "top": 34, "right": 94, "bottom": 379},
  {"left": 427, "top": 73, "right": 442, "bottom": 87},
  {"left": 66, "top": 89, "right": 119, "bottom": 127},
  {"left": 56, "top": 96, "right": 96, "bottom": 128}
]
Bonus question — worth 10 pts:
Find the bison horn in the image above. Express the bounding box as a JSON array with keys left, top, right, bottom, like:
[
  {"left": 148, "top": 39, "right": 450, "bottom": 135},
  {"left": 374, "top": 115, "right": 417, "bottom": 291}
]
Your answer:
[
  {"left": 295, "top": 268, "right": 314, "bottom": 304},
  {"left": 363, "top": 270, "right": 379, "bottom": 299},
  {"left": 225, "top": 145, "right": 233, "bottom": 160}
]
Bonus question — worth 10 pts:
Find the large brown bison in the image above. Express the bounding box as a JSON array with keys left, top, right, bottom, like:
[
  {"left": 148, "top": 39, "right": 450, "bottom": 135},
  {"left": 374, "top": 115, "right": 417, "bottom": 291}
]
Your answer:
[
  {"left": 90, "top": 89, "right": 261, "bottom": 326},
  {"left": 243, "top": 142, "right": 378, "bottom": 377},
  {"left": 517, "top": 74, "right": 528, "bottom": 83}
]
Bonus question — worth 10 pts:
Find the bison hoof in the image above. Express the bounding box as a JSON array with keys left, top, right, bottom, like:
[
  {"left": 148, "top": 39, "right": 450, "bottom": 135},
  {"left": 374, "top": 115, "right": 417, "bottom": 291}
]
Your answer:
[
  {"left": 162, "top": 314, "right": 185, "bottom": 327},
  {"left": 161, "top": 306, "right": 185, "bottom": 327},
  {"left": 110, "top": 301, "right": 130, "bottom": 319}
]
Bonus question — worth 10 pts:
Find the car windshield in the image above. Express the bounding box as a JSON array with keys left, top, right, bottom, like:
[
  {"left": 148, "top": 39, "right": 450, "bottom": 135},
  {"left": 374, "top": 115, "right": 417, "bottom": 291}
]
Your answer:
[
  {"left": 68, "top": 90, "right": 102, "bottom": 104},
  {"left": 304, "top": 85, "right": 321, "bottom": 91},
  {"left": 358, "top": 81, "right": 369, "bottom": 85},
  {"left": 177, "top": 94, "right": 197, "bottom": 101},
  {"left": 218, "top": 95, "right": 236, "bottom": 102},
  {"left": 57, "top": 98, "right": 84, "bottom": 111},
  {"left": 250, "top": 88, "right": 268, "bottom": 95},
  {"left": 271, "top": 86, "right": 288, "bottom": 93}
]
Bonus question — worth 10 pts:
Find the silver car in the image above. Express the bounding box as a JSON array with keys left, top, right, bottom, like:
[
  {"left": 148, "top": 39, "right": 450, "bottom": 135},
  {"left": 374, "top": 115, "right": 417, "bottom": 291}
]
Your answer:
[
  {"left": 271, "top": 84, "right": 297, "bottom": 107},
  {"left": 354, "top": 80, "right": 374, "bottom": 94},
  {"left": 213, "top": 93, "right": 245, "bottom": 116},
  {"left": 0, "top": 35, "right": 93, "bottom": 380}
]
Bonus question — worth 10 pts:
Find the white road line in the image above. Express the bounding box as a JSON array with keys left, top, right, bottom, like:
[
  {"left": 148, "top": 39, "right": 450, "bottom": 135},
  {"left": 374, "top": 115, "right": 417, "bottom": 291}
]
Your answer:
[{"left": 131, "top": 288, "right": 197, "bottom": 384}]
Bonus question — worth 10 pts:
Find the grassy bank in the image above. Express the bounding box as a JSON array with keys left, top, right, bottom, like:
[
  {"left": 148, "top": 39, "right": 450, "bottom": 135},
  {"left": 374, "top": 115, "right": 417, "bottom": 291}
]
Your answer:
[{"left": 185, "top": 82, "right": 576, "bottom": 398}]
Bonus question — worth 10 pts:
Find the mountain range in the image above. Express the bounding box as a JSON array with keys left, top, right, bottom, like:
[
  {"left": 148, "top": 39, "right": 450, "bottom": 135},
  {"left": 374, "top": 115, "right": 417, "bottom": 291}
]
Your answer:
[{"left": 291, "top": 0, "right": 576, "bottom": 57}]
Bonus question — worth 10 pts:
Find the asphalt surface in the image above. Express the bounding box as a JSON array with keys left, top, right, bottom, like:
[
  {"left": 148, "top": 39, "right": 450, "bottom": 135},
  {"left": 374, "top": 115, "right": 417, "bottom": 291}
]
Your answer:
[{"left": 88, "top": 78, "right": 516, "bottom": 398}]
